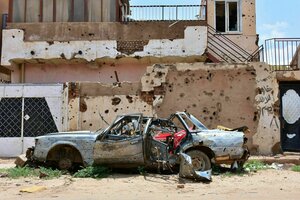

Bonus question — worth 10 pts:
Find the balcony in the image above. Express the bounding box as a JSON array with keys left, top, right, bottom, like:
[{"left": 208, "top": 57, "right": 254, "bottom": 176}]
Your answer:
[
  {"left": 265, "top": 38, "right": 300, "bottom": 71},
  {"left": 122, "top": 5, "right": 206, "bottom": 22},
  {"left": 7, "top": 0, "right": 206, "bottom": 23}
]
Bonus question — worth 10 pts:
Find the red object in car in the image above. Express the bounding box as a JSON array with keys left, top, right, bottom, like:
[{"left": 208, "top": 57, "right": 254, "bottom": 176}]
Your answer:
[{"left": 154, "top": 130, "right": 187, "bottom": 150}]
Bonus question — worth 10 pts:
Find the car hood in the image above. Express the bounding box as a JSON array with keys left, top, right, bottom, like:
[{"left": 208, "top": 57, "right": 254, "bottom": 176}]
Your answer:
[{"left": 192, "top": 129, "right": 245, "bottom": 147}]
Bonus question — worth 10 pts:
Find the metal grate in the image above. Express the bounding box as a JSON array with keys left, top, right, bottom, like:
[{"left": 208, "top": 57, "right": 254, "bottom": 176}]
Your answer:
[
  {"left": 23, "top": 98, "right": 58, "bottom": 137},
  {"left": 0, "top": 98, "right": 22, "bottom": 137}
]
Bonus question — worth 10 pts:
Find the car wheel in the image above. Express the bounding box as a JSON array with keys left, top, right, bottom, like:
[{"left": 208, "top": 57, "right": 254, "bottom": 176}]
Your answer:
[
  {"left": 186, "top": 150, "right": 211, "bottom": 171},
  {"left": 58, "top": 158, "right": 72, "bottom": 170}
]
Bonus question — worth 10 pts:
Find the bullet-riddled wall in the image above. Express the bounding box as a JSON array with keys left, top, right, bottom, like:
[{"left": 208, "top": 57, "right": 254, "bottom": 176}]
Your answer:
[{"left": 66, "top": 62, "right": 300, "bottom": 155}]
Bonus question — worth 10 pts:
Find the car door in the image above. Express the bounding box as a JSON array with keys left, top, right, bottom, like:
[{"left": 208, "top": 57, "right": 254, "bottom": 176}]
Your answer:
[{"left": 93, "top": 114, "right": 145, "bottom": 166}]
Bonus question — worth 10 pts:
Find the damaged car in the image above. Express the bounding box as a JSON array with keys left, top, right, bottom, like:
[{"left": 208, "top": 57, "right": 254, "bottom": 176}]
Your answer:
[{"left": 25, "top": 112, "right": 250, "bottom": 181}]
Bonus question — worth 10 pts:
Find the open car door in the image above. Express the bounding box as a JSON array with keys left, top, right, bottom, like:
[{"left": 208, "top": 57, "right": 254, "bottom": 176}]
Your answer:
[{"left": 93, "top": 114, "right": 145, "bottom": 167}]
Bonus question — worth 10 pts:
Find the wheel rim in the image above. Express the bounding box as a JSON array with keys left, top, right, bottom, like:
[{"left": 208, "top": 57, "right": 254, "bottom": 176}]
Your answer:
[{"left": 191, "top": 157, "right": 205, "bottom": 171}]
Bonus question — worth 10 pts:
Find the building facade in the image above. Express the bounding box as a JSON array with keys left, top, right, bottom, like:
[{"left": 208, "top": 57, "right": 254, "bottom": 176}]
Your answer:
[{"left": 0, "top": 0, "right": 300, "bottom": 157}]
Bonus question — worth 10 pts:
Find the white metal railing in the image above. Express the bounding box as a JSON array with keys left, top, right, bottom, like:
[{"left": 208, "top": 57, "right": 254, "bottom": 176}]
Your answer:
[{"left": 122, "top": 5, "right": 206, "bottom": 22}]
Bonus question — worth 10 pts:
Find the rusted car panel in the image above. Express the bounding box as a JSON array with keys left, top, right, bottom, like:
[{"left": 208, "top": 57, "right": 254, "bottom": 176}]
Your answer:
[
  {"left": 27, "top": 112, "right": 249, "bottom": 179},
  {"left": 32, "top": 131, "right": 99, "bottom": 167}
]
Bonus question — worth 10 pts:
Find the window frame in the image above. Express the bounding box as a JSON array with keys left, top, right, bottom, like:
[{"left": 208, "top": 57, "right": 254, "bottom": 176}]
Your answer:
[{"left": 214, "top": 0, "right": 242, "bottom": 34}]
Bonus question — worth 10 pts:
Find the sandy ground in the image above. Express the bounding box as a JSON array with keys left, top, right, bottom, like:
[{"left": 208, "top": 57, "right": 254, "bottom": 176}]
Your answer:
[{"left": 1, "top": 159, "right": 300, "bottom": 200}]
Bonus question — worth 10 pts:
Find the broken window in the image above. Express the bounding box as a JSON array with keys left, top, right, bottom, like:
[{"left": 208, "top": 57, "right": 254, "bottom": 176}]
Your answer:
[{"left": 215, "top": 0, "right": 240, "bottom": 33}]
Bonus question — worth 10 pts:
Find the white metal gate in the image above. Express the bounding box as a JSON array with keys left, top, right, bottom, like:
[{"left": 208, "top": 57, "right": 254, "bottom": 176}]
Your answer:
[{"left": 0, "top": 84, "right": 64, "bottom": 157}]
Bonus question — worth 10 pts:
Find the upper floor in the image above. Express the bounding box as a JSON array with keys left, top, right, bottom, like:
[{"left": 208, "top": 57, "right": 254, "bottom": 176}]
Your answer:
[{"left": 1, "top": 0, "right": 258, "bottom": 67}]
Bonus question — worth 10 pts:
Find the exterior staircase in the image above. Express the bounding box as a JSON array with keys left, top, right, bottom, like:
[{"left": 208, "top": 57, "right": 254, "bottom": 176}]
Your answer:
[{"left": 207, "top": 25, "right": 263, "bottom": 63}]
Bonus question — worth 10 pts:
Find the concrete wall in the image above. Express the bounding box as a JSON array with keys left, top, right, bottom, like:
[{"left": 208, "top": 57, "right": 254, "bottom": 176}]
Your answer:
[
  {"left": 62, "top": 62, "right": 300, "bottom": 155},
  {"left": 207, "top": 0, "right": 258, "bottom": 53},
  {"left": 1, "top": 24, "right": 207, "bottom": 67}
]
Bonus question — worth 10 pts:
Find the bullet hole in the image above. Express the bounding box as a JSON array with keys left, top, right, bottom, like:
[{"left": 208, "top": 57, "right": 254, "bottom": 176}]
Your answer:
[
  {"left": 246, "top": 97, "right": 250, "bottom": 101},
  {"left": 184, "top": 78, "right": 190, "bottom": 84},
  {"left": 192, "top": 104, "right": 197, "bottom": 108},
  {"left": 144, "top": 105, "right": 147, "bottom": 108},
  {"left": 182, "top": 50, "right": 186, "bottom": 53},
  {"left": 207, "top": 73, "right": 213, "bottom": 81},
  {"left": 253, "top": 111, "right": 258, "bottom": 121},
  {"left": 105, "top": 110, "right": 109, "bottom": 114},
  {"left": 12, "top": 35, "right": 15, "bottom": 38},
  {"left": 89, "top": 33, "right": 95, "bottom": 36},
  {"left": 256, "top": 88, "right": 262, "bottom": 95},
  {"left": 30, "top": 50, "right": 35, "bottom": 55},
  {"left": 209, "top": 116, "right": 213, "bottom": 120},
  {"left": 112, "top": 97, "right": 121, "bottom": 106},
  {"left": 60, "top": 53, "right": 66, "bottom": 59},
  {"left": 89, "top": 123, "right": 93, "bottom": 127},
  {"left": 78, "top": 50, "right": 83, "bottom": 55},
  {"left": 83, "top": 120, "right": 86, "bottom": 123},
  {"left": 114, "top": 108, "right": 119, "bottom": 112},
  {"left": 213, "top": 112, "right": 217, "bottom": 116},
  {"left": 203, "top": 91, "right": 213, "bottom": 97},
  {"left": 47, "top": 41, "right": 54, "bottom": 45},
  {"left": 45, "top": 48, "right": 48, "bottom": 50},
  {"left": 126, "top": 95, "right": 133, "bottom": 103},
  {"left": 155, "top": 71, "right": 164, "bottom": 78},
  {"left": 150, "top": 80, "right": 154, "bottom": 85},
  {"left": 81, "top": 34, "right": 84, "bottom": 37},
  {"left": 180, "top": 93, "right": 185, "bottom": 98},
  {"left": 68, "top": 28, "right": 71, "bottom": 31},
  {"left": 80, "top": 99, "right": 87, "bottom": 112},
  {"left": 220, "top": 90, "right": 224, "bottom": 97}
]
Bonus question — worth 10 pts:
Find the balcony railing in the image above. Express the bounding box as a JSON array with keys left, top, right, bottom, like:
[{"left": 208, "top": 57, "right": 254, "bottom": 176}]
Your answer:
[
  {"left": 265, "top": 38, "right": 300, "bottom": 71},
  {"left": 122, "top": 5, "right": 206, "bottom": 22}
]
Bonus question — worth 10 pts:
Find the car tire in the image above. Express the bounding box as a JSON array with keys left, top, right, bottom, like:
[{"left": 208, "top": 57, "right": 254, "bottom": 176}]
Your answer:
[{"left": 186, "top": 150, "right": 211, "bottom": 171}]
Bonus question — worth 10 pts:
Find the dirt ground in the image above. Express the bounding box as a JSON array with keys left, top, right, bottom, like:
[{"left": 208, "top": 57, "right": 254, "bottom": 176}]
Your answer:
[{"left": 1, "top": 159, "right": 300, "bottom": 200}]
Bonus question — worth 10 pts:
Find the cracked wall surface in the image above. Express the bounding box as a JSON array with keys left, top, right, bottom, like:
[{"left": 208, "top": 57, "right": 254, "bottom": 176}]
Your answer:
[
  {"left": 1, "top": 26, "right": 207, "bottom": 66},
  {"left": 64, "top": 62, "right": 300, "bottom": 155}
]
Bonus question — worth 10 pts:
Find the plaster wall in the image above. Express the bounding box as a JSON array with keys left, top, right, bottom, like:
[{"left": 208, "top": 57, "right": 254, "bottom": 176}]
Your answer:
[
  {"left": 63, "top": 62, "right": 281, "bottom": 155},
  {"left": 1, "top": 26, "right": 207, "bottom": 67}
]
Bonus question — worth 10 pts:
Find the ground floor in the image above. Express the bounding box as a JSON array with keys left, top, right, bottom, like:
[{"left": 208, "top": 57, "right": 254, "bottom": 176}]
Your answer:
[{"left": 0, "top": 62, "right": 300, "bottom": 156}]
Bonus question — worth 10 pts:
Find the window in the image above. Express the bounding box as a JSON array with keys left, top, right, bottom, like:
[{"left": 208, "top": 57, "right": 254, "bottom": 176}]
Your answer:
[{"left": 215, "top": 0, "right": 241, "bottom": 33}]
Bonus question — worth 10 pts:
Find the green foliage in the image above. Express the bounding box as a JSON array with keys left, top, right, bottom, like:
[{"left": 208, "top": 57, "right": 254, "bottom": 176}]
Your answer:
[
  {"left": 244, "top": 160, "right": 269, "bottom": 172},
  {"left": 39, "top": 167, "right": 62, "bottom": 179},
  {"left": 0, "top": 167, "right": 62, "bottom": 179},
  {"left": 291, "top": 165, "right": 300, "bottom": 172},
  {"left": 4, "top": 167, "right": 38, "bottom": 178},
  {"left": 73, "top": 166, "right": 110, "bottom": 179}
]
